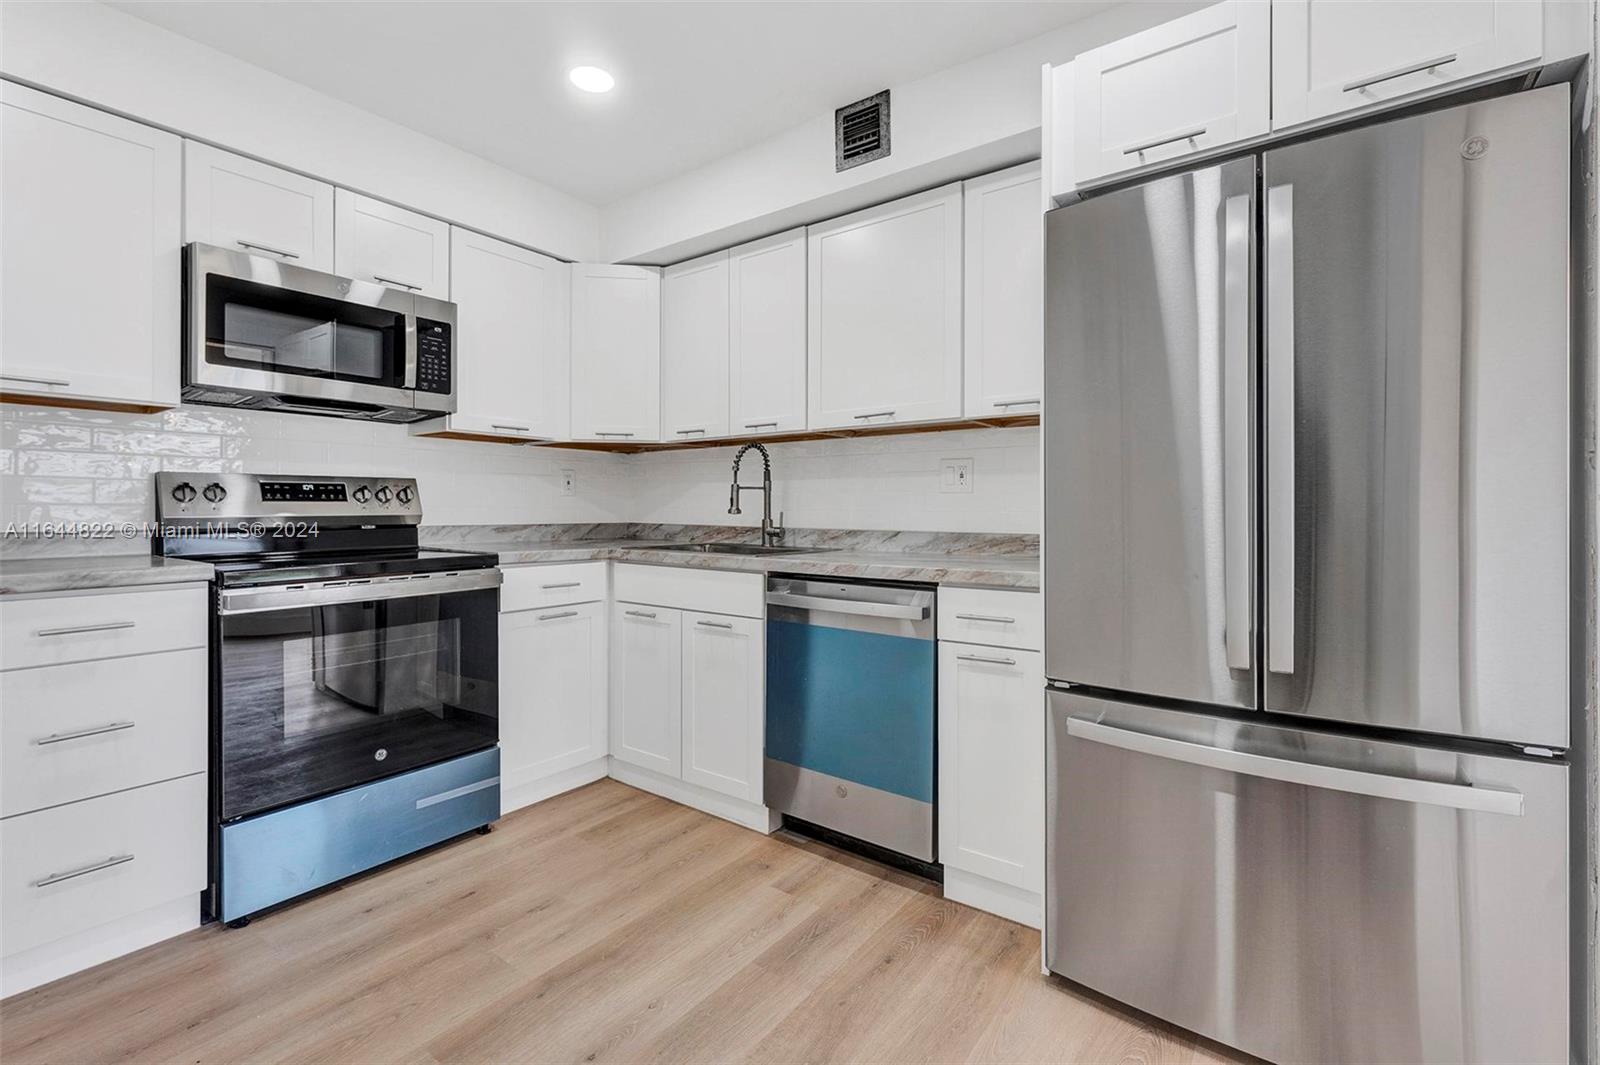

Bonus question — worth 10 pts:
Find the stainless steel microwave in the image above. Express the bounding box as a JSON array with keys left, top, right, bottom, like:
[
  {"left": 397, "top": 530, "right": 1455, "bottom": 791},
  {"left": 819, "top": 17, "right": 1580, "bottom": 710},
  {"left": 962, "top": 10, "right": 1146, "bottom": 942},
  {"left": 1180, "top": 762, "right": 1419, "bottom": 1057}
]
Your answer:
[{"left": 184, "top": 242, "right": 457, "bottom": 422}]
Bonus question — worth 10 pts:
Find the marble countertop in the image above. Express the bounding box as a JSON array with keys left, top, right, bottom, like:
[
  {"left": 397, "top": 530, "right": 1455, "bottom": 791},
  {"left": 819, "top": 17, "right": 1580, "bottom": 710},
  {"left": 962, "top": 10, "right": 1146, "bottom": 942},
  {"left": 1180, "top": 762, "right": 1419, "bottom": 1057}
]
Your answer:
[{"left": 0, "top": 555, "right": 215, "bottom": 596}]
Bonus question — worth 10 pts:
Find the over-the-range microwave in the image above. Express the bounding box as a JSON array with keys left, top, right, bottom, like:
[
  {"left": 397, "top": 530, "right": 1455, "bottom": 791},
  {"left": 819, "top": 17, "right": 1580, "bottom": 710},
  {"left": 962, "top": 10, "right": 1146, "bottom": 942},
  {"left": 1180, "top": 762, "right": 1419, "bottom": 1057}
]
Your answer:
[{"left": 184, "top": 242, "right": 457, "bottom": 422}]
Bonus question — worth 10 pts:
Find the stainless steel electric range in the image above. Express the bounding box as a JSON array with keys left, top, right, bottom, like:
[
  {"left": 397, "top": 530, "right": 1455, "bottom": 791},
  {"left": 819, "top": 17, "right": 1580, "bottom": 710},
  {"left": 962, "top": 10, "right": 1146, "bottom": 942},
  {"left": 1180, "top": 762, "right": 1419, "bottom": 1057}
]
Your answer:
[{"left": 152, "top": 472, "right": 501, "bottom": 926}]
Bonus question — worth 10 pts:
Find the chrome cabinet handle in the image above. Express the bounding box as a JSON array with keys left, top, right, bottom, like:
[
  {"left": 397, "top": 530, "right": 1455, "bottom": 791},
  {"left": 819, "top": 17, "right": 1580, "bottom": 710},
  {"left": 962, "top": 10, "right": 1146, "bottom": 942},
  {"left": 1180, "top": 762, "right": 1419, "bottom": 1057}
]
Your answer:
[
  {"left": 1266, "top": 183, "right": 1296, "bottom": 675},
  {"left": 35, "top": 621, "right": 136, "bottom": 638},
  {"left": 34, "top": 721, "right": 136, "bottom": 745},
  {"left": 852, "top": 411, "right": 895, "bottom": 420},
  {"left": 1, "top": 373, "right": 72, "bottom": 388},
  {"left": 1343, "top": 53, "right": 1457, "bottom": 93},
  {"left": 491, "top": 423, "right": 531, "bottom": 433},
  {"left": 956, "top": 652, "right": 1017, "bottom": 666},
  {"left": 624, "top": 609, "right": 657, "bottom": 619},
  {"left": 954, "top": 613, "right": 1016, "bottom": 624},
  {"left": 540, "top": 581, "right": 581, "bottom": 590},
  {"left": 33, "top": 854, "right": 135, "bottom": 888},
  {"left": 696, "top": 619, "right": 734, "bottom": 629},
  {"left": 744, "top": 421, "right": 778, "bottom": 430},
  {"left": 371, "top": 275, "right": 422, "bottom": 291},
  {"left": 1123, "top": 126, "right": 1206, "bottom": 156},
  {"left": 1222, "top": 191, "right": 1253, "bottom": 673},
  {"left": 1066, "top": 718, "right": 1524, "bottom": 816},
  {"left": 995, "top": 399, "right": 1040, "bottom": 409},
  {"left": 675, "top": 428, "right": 706, "bottom": 436},
  {"left": 595, "top": 431, "right": 635, "bottom": 438},
  {"left": 236, "top": 239, "right": 299, "bottom": 260},
  {"left": 537, "top": 610, "right": 577, "bottom": 621}
]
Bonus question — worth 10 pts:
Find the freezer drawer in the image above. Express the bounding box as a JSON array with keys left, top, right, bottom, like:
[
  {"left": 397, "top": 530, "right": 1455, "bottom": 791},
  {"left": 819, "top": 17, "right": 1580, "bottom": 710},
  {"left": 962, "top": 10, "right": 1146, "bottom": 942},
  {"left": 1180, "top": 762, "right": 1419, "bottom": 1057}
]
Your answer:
[{"left": 1046, "top": 690, "right": 1567, "bottom": 1065}]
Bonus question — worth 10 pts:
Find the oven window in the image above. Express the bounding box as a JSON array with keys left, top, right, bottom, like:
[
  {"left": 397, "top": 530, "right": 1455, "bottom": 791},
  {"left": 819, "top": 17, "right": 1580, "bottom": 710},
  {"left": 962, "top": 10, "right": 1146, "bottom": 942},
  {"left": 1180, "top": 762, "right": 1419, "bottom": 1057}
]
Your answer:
[
  {"left": 218, "top": 587, "right": 497, "bottom": 820},
  {"left": 203, "top": 273, "right": 405, "bottom": 387}
]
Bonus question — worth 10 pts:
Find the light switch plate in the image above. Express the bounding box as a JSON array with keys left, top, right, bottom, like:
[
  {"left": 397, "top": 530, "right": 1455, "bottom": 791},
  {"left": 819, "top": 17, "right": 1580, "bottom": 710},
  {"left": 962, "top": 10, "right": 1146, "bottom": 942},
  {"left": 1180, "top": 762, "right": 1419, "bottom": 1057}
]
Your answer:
[
  {"left": 940, "top": 457, "right": 974, "bottom": 493},
  {"left": 560, "top": 468, "right": 576, "bottom": 495}
]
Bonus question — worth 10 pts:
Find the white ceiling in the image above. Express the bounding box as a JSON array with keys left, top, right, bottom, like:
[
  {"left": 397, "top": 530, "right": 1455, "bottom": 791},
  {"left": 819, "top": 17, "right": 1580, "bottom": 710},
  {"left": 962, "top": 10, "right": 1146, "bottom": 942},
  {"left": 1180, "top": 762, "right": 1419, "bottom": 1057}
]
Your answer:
[{"left": 112, "top": 1, "right": 1110, "bottom": 205}]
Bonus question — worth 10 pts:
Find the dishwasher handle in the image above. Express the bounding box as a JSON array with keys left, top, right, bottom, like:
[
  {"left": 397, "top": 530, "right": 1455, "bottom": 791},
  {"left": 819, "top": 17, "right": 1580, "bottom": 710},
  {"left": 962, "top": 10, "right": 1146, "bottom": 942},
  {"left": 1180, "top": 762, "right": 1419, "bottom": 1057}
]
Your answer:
[{"left": 766, "top": 591, "right": 930, "bottom": 621}]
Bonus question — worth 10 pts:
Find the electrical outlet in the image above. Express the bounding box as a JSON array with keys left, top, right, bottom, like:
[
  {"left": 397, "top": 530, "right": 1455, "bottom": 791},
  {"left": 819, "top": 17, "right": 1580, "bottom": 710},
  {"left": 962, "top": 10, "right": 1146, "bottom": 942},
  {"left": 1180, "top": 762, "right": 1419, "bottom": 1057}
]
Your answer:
[
  {"left": 940, "top": 458, "right": 974, "bottom": 493},
  {"left": 560, "top": 468, "right": 576, "bottom": 496}
]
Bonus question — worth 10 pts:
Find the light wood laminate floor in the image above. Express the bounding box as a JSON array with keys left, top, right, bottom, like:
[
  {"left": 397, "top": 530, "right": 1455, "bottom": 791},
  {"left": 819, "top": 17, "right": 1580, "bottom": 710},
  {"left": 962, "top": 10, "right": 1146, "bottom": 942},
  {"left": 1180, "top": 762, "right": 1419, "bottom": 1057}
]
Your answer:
[{"left": 0, "top": 779, "right": 1252, "bottom": 1064}]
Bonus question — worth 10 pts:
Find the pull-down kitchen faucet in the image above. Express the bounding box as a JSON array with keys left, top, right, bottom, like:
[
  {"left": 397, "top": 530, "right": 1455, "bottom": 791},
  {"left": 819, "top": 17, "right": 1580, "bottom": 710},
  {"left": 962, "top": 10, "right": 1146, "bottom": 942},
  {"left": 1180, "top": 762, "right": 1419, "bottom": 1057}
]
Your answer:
[{"left": 728, "top": 442, "right": 785, "bottom": 546}]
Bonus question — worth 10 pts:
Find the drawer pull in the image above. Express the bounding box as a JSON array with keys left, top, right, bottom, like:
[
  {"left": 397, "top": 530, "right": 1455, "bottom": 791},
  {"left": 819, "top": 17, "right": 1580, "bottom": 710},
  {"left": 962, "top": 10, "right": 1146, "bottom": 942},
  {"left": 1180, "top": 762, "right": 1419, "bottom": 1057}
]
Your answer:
[
  {"left": 236, "top": 239, "right": 299, "bottom": 260},
  {"left": 852, "top": 410, "right": 895, "bottom": 420},
  {"left": 537, "top": 610, "right": 578, "bottom": 621},
  {"left": 491, "top": 423, "right": 532, "bottom": 433},
  {"left": 696, "top": 620, "right": 734, "bottom": 629},
  {"left": 744, "top": 421, "right": 778, "bottom": 430},
  {"left": 540, "top": 581, "right": 582, "bottom": 590},
  {"left": 624, "top": 609, "right": 658, "bottom": 619},
  {"left": 35, "top": 621, "right": 136, "bottom": 638},
  {"left": 595, "top": 431, "right": 635, "bottom": 439},
  {"left": 34, "top": 721, "right": 136, "bottom": 746},
  {"left": 954, "top": 613, "right": 1016, "bottom": 624},
  {"left": 1343, "top": 52, "right": 1457, "bottom": 93},
  {"left": 956, "top": 653, "right": 1017, "bottom": 666},
  {"left": 371, "top": 274, "right": 422, "bottom": 291},
  {"left": 1123, "top": 127, "right": 1207, "bottom": 156},
  {"left": 33, "top": 853, "right": 135, "bottom": 888},
  {"left": 995, "top": 399, "right": 1040, "bottom": 409},
  {"left": 1, "top": 373, "right": 72, "bottom": 388},
  {"left": 675, "top": 428, "right": 707, "bottom": 436}
]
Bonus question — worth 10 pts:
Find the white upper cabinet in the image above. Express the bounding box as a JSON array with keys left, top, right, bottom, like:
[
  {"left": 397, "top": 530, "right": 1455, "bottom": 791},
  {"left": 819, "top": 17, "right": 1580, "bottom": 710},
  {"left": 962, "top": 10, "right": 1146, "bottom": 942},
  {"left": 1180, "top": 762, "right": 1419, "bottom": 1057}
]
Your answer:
[
  {"left": 183, "top": 142, "right": 334, "bottom": 271},
  {"left": 421, "top": 228, "right": 570, "bottom": 441},
  {"left": 333, "top": 189, "right": 450, "bottom": 299},
  {"left": 680, "top": 611, "right": 763, "bottom": 803},
  {"left": 729, "top": 227, "right": 808, "bottom": 437},
  {"left": 661, "top": 251, "right": 731, "bottom": 441},
  {"left": 0, "top": 82, "right": 181, "bottom": 409},
  {"left": 1271, "top": 0, "right": 1543, "bottom": 129},
  {"left": 806, "top": 184, "right": 963, "bottom": 431},
  {"left": 570, "top": 264, "right": 662, "bottom": 442},
  {"left": 963, "top": 162, "right": 1042, "bottom": 419},
  {"left": 1072, "top": 0, "right": 1270, "bottom": 185}
]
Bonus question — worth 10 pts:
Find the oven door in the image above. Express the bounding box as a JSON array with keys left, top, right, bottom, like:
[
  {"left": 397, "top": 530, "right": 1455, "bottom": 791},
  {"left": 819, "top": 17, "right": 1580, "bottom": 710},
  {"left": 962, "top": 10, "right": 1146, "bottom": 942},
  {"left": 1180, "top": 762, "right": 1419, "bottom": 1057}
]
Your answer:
[{"left": 216, "top": 569, "right": 500, "bottom": 821}]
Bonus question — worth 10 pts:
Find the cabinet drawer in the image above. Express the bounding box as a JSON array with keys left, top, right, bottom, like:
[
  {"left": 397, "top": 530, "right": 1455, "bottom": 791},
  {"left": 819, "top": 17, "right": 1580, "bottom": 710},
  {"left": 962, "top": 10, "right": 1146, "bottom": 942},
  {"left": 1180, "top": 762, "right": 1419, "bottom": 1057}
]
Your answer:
[
  {"left": 1, "top": 773, "right": 206, "bottom": 958},
  {"left": 501, "top": 562, "right": 607, "bottom": 612},
  {"left": 0, "top": 586, "right": 207, "bottom": 670},
  {"left": 613, "top": 563, "right": 763, "bottom": 619},
  {"left": 1, "top": 649, "right": 207, "bottom": 817},
  {"left": 939, "top": 587, "right": 1042, "bottom": 651}
]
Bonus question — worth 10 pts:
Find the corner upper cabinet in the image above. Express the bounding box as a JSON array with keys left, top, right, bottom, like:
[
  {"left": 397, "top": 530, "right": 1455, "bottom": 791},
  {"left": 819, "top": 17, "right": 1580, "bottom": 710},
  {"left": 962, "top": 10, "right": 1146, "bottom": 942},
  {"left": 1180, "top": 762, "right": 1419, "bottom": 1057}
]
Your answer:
[
  {"left": 807, "top": 184, "right": 963, "bottom": 430},
  {"left": 570, "top": 264, "right": 662, "bottom": 443},
  {"left": 661, "top": 251, "right": 731, "bottom": 441},
  {"left": 1271, "top": 0, "right": 1542, "bottom": 130},
  {"left": 0, "top": 82, "right": 181, "bottom": 410},
  {"left": 333, "top": 189, "right": 450, "bottom": 299},
  {"left": 963, "top": 162, "right": 1042, "bottom": 419},
  {"left": 183, "top": 142, "right": 334, "bottom": 271},
  {"left": 729, "top": 228, "right": 807, "bottom": 437},
  {"left": 415, "top": 229, "right": 569, "bottom": 442},
  {"left": 1072, "top": 0, "right": 1270, "bottom": 186}
]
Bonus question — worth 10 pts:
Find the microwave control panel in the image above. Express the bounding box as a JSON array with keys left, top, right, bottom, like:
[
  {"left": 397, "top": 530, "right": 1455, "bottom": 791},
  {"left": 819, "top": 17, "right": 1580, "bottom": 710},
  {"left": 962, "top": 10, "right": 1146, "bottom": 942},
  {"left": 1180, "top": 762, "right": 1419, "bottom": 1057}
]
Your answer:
[{"left": 414, "top": 318, "right": 452, "bottom": 395}]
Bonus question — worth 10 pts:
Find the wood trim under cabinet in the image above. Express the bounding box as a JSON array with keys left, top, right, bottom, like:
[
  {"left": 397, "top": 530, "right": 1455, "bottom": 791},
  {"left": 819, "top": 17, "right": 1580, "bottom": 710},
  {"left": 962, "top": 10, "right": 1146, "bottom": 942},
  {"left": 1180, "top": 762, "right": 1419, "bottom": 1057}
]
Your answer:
[{"left": 537, "top": 413, "right": 1039, "bottom": 454}]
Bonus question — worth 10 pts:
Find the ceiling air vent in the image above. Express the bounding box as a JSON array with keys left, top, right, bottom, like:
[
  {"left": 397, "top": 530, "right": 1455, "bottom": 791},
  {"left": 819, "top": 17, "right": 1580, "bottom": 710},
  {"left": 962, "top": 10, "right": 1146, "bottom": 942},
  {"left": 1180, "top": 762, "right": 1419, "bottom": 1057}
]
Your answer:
[{"left": 836, "top": 90, "right": 890, "bottom": 172}]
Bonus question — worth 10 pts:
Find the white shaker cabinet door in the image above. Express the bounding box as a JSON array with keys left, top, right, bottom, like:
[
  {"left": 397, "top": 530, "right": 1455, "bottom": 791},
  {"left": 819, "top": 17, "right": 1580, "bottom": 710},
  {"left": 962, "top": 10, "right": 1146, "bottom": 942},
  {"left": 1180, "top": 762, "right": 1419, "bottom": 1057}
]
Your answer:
[
  {"left": 500, "top": 601, "right": 607, "bottom": 811},
  {"left": 661, "top": 251, "right": 731, "bottom": 441},
  {"left": 183, "top": 142, "right": 334, "bottom": 270},
  {"left": 806, "top": 184, "right": 963, "bottom": 430},
  {"left": 1073, "top": 0, "right": 1270, "bottom": 185},
  {"left": 729, "top": 227, "right": 807, "bottom": 437},
  {"left": 963, "top": 162, "right": 1042, "bottom": 419},
  {"left": 680, "top": 612, "right": 763, "bottom": 802},
  {"left": 1271, "top": 0, "right": 1542, "bottom": 130},
  {"left": 570, "top": 264, "right": 662, "bottom": 443},
  {"left": 609, "top": 602, "right": 682, "bottom": 777},
  {"left": 1, "top": 82, "right": 181, "bottom": 408},
  {"left": 333, "top": 189, "right": 450, "bottom": 299}
]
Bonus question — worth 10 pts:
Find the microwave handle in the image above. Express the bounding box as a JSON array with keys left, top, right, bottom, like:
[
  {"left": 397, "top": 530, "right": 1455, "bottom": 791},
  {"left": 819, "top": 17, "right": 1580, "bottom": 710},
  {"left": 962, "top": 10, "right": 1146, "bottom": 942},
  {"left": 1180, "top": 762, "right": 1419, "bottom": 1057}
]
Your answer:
[{"left": 402, "top": 312, "right": 420, "bottom": 391}]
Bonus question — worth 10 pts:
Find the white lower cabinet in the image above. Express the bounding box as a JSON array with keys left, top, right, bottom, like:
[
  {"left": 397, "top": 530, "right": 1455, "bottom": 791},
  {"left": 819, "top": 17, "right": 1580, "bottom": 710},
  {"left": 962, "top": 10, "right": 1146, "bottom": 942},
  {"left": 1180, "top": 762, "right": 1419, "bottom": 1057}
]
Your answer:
[
  {"left": 680, "top": 612, "right": 763, "bottom": 802},
  {"left": 609, "top": 602, "right": 684, "bottom": 778}
]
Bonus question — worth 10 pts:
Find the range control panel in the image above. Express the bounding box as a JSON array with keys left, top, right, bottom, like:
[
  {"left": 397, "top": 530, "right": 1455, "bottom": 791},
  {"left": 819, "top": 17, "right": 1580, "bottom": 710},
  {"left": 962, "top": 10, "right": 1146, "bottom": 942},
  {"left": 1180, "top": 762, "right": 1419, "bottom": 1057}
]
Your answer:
[
  {"left": 154, "top": 473, "right": 423, "bottom": 527},
  {"left": 261, "top": 481, "right": 349, "bottom": 503},
  {"left": 414, "top": 318, "right": 452, "bottom": 395}
]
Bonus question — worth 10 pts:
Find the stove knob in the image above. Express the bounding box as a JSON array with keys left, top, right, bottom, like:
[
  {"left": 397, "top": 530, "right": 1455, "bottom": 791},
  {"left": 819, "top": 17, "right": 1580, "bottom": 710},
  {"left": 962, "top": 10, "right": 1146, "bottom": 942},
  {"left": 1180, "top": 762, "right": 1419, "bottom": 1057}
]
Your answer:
[
  {"left": 352, "top": 485, "right": 372, "bottom": 504},
  {"left": 171, "top": 481, "right": 197, "bottom": 503},
  {"left": 202, "top": 482, "right": 227, "bottom": 504},
  {"left": 396, "top": 485, "right": 415, "bottom": 505},
  {"left": 374, "top": 485, "right": 393, "bottom": 504}
]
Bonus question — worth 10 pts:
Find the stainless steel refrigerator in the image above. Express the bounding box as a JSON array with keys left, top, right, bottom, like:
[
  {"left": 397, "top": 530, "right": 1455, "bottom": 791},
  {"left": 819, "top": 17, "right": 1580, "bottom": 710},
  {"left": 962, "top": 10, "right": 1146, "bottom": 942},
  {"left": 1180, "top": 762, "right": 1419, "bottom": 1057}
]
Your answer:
[{"left": 1043, "top": 85, "right": 1572, "bottom": 1064}]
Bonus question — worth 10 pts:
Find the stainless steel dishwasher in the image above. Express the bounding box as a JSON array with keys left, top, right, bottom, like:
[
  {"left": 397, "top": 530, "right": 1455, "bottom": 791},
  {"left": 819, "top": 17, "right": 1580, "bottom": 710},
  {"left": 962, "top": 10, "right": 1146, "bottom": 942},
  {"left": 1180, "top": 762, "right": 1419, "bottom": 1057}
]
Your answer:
[{"left": 764, "top": 576, "right": 936, "bottom": 862}]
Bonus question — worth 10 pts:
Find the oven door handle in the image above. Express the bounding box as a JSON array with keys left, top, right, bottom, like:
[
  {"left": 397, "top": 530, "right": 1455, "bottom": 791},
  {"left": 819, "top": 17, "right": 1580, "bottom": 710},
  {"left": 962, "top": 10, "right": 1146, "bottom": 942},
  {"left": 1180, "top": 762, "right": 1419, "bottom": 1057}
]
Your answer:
[{"left": 218, "top": 569, "right": 501, "bottom": 615}]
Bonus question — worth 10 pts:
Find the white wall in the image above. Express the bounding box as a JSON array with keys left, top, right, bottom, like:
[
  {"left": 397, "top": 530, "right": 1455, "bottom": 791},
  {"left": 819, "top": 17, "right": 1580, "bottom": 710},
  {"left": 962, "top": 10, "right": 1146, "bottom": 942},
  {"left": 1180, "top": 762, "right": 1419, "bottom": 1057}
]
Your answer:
[
  {"left": 0, "top": 1, "right": 599, "bottom": 262},
  {"left": 599, "top": 2, "right": 1203, "bottom": 263}
]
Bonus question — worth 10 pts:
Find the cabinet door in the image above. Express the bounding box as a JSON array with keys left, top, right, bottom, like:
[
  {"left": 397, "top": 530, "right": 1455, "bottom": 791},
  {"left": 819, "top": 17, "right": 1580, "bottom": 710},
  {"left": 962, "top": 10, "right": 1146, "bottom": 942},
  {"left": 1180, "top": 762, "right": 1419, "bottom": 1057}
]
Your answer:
[
  {"left": 183, "top": 142, "right": 334, "bottom": 271},
  {"left": 806, "top": 184, "right": 963, "bottom": 430},
  {"left": 1073, "top": 1, "right": 1270, "bottom": 185},
  {"left": 680, "top": 612, "right": 763, "bottom": 801},
  {"left": 0, "top": 83, "right": 180, "bottom": 408},
  {"left": 440, "top": 228, "right": 570, "bottom": 441},
  {"left": 500, "top": 602, "right": 606, "bottom": 810},
  {"left": 1272, "top": 0, "right": 1542, "bottom": 129},
  {"left": 963, "top": 162, "right": 1042, "bottom": 419},
  {"left": 333, "top": 189, "right": 450, "bottom": 298},
  {"left": 661, "top": 251, "right": 731, "bottom": 441},
  {"left": 570, "top": 264, "right": 662, "bottom": 442},
  {"left": 609, "top": 603, "right": 681, "bottom": 776},
  {"left": 938, "top": 644, "right": 1044, "bottom": 893},
  {"left": 729, "top": 228, "right": 807, "bottom": 437}
]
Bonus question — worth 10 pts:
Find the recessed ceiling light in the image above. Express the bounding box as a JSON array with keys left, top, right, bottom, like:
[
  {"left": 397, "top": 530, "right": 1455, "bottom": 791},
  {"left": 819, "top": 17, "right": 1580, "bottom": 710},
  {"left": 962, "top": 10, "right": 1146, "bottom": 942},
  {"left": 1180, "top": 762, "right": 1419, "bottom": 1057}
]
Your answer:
[{"left": 568, "top": 66, "right": 615, "bottom": 94}]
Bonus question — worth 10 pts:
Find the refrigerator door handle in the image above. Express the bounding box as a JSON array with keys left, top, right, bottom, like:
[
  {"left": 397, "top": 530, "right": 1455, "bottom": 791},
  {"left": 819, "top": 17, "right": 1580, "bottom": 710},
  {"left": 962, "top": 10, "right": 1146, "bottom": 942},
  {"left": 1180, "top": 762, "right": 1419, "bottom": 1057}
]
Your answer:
[
  {"left": 1265, "top": 183, "right": 1296, "bottom": 675},
  {"left": 1222, "top": 192, "right": 1253, "bottom": 671},
  {"left": 1065, "top": 717, "right": 1525, "bottom": 816}
]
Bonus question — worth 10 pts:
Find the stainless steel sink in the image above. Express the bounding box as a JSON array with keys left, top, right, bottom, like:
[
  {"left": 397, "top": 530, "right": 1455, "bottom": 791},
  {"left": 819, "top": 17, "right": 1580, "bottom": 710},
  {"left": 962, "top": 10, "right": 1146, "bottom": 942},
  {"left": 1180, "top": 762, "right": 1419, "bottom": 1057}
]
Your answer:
[{"left": 645, "top": 542, "right": 825, "bottom": 557}]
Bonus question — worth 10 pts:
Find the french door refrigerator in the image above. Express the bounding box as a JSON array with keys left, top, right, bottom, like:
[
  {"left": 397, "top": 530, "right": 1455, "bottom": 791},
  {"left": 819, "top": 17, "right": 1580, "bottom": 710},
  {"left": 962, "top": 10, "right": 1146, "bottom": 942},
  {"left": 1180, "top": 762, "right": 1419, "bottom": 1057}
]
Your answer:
[{"left": 1043, "top": 85, "right": 1572, "bottom": 1065}]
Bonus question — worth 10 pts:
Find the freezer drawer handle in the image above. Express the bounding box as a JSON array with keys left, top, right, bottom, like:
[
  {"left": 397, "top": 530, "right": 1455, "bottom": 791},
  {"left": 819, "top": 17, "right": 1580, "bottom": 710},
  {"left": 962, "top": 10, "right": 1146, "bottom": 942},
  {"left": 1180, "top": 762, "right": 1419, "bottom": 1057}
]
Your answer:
[
  {"left": 1066, "top": 718, "right": 1524, "bottom": 816},
  {"left": 1343, "top": 53, "right": 1458, "bottom": 93},
  {"left": 766, "top": 591, "right": 929, "bottom": 620}
]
